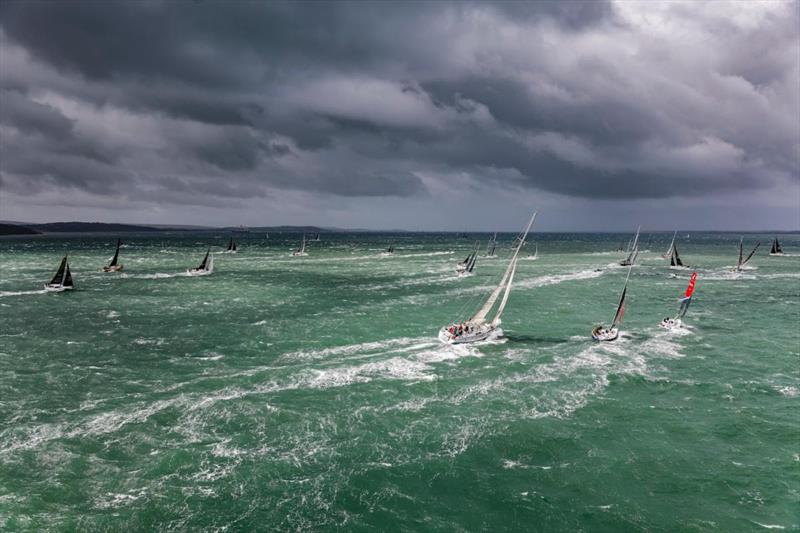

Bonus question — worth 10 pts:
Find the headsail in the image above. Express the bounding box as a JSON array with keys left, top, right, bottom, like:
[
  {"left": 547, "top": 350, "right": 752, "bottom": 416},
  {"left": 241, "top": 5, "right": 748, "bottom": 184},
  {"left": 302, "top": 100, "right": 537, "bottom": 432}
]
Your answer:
[
  {"left": 109, "top": 239, "right": 121, "bottom": 267},
  {"left": 491, "top": 256, "right": 519, "bottom": 326},
  {"left": 670, "top": 243, "right": 683, "bottom": 267},
  {"left": 611, "top": 264, "right": 633, "bottom": 328},
  {"left": 676, "top": 272, "right": 697, "bottom": 320},
  {"left": 470, "top": 212, "right": 536, "bottom": 324},
  {"left": 50, "top": 256, "right": 67, "bottom": 285}
]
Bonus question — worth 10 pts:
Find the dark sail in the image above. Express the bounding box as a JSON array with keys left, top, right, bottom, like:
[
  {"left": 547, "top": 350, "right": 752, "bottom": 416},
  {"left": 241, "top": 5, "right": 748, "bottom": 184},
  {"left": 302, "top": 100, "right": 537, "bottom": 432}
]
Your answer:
[
  {"left": 612, "top": 286, "right": 627, "bottom": 328},
  {"left": 198, "top": 249, "right": 210, "bottom": 270},
  {"left": 742, "top": 242, "right": 761, "bottom": 266},
  {"left": 737, "top": 238, "right": 744, "bottom": 269},
  {"left": 468, "top": 252, "right": 477, "bottom": 272},
  {"left": 227, "top": 238, "right": 234, "bottom": 251},
  {"left": 677, "top": 297, "right": 691, "bottom": 319},
  {"left": 232, "top": 241, "right": 237, "bottom": 252},
  {"left": 50, "top": 256, "right": 67, "bottom": 285},
  {"left": 670, "top": 244, "right": 683, "bottom": 267},
  {"left": 771, "top": 238, "right": 782, "bottom": 254},
  {"left": 108, "top": 239, "right": 121, "bottom": 267},
  {"left": 63, "top": 263, "right": 73, "bottom": 287}
]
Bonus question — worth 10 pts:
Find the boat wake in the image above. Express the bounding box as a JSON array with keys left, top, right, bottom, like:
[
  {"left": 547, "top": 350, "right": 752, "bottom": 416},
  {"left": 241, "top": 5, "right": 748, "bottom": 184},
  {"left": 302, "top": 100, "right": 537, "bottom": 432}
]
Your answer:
[{"left": 0, "top": 289, "right": 48, "bottom": 297}]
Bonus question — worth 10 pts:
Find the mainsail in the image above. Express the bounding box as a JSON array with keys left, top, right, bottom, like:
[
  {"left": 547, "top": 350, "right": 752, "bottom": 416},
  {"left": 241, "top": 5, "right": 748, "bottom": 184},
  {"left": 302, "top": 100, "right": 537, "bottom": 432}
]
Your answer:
[
  {"left": 663, "top": 231, "right": 677, "bottom": 258},
  {"left": 50, "top": 256, "right": 68, "bottom": 285},
  {"left": 611, "top": 264, "right": 633, "bottom": 328},
  {"left": 676, "top": 272, "right": 697, "bottom": 320},
  {"left": 109, "top": 239, "right": 121, "bottom": 267},
  {"left": 197, "top": 249, "right": 210, "bottom": 270},
  {"left": 736, "top": 238, "right": 760, "bottom": 270},
  {"left": 771, "top": 238, "right": 782, "bottom": 254},
  {"left": 63, "top": 263, "right": 74, "bottom": 288},
  {"left": 226, "top": 238, "right": 236, "bottom": 252},
  {"left": 470, "top": 212, "right": 536, "bottom": 324},
  {"left": 670, "top": 243, "right": 684, "bottom": 267}
]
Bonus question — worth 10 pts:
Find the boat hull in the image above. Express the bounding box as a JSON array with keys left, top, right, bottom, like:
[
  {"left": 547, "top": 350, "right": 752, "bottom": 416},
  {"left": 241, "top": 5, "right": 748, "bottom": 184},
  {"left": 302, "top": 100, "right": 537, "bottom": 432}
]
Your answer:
[
  {"left": 659, "top": 318, "right": 682, "bottom": 329},
  {"left": 102, "top": 265, "right": 123, "bottom": 272},
  {"left": 44, "top": 284, "right": 73, "bottom": 292},
  {"left": 438, "top": 324, "right": 497, "bottom": 344},
  {"left": 591, "top": 326, "right": 619, "bottom": 341},
  {"left": 769, "top": 252, "right": 785, "bottom": 256},
  {"left": 186, "top": 269, "right": 212, "bottom": 276},
  {"left": 291, "top": 252, "right": 308, "bottom": 257}
]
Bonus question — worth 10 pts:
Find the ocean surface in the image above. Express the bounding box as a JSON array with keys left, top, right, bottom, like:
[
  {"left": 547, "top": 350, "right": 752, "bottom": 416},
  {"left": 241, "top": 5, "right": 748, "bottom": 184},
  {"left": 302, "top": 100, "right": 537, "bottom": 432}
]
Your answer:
[{"left": 0, "top": 231, "right": 798, "bottom": 531}]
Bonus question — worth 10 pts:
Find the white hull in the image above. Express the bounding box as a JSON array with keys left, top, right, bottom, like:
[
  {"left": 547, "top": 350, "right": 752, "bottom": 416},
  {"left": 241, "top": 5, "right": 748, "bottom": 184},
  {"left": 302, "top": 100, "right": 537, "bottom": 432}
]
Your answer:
[
  {"left": 44, "top": 284, "right": 73, "bottom": 292},
  {"left": 769, "top": 252, "right": 785, "bottom": 256},
  {"left": 438, "top": 324, "right": 497, "bottom": 344},
  {"left": 102, "top": 265, "right": 123, "bottom": 272},
  {"left": 379, "top": 252, "right": 394, "bottom": 257},
  {"left": 592, "top": 326, "right": 619, "bottom": 341},
  {"left": 186, "top": 269, "right": 212, "bottom": 276},
  {"left": 291, "top": 252, "right": 308, "bottom": 257},
  {"left": 659, "top": 318, "right": 682, "bottom": 329}
]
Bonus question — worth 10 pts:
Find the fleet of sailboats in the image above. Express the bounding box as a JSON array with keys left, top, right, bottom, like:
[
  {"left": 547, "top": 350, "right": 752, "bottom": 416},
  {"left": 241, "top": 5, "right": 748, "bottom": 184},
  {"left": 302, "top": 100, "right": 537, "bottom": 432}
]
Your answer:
[
  {"left": 660, "top": 272, "right": 697, "bottom": 329},
  {"left": 187, "top": 249, "right": 214, "bottom": 276},
  {"left": 45, "top": 255, "right": 74, "bottom": 292},
  {"left": 439, "top": 212, "right": 536, "bottom": 344},
  {"left": 103, "top": 239, "right": 124, "bottom": 272}
]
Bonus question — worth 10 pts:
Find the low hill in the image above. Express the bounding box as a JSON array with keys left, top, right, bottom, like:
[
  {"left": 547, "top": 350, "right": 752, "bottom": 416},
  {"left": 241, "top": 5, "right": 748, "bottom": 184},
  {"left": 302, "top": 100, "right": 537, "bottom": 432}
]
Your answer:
[
  {"left": 0, "top": 223, "right": 41, "bottom": 235},
  {"left": 27, "top": 222, "right": 161, "bottom": 233}
]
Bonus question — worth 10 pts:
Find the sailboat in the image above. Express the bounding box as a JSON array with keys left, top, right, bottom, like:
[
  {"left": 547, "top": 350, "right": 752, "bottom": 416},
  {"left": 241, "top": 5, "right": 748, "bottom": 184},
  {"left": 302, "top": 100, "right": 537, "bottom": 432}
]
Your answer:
[
  {"left": 620, "top": 226, "right": 641, "bottom": 266},
  {"left": 769, "top": 237, "right": 784, "bottom": 256},
  {"left": 662, "top": 231, "right": 678, "bottom": 259},
  {"left": 734, "top": 237, "right": 760, "bottom": 271},
  {"left": 439, "top": 212, "right": 536, "bottom": 344},
  {"left": 312, "top": 233, "right": 321, "bottom": 242},
  {"left": 592, "top": 263, "right": 633, "bottom": 341},
  {"left": 529, "top": 243, "right": 539, "bottom": 260},
  {"left": 669, "top": 242, "right": 686, "bottom": 268},
  {"left": 45, "top": 255, "right": 75, "bottom": 292},
  {"left": 456, "top": 243, "right": 479, "bottom": 274},
  {"left": 102, "top": 238, "right": 124, "bottom": 272},
  {"left": 223, "top": 237, "right": 238, "bottom": 254},
  {"left": 660, "top": 272, "right": 697, "bottom": 329},
  {"left": 485, "top": 233, "right": 497, "bottom": 257},
  {"left": 187, "top": 249, "right": 214, "bottom": 276},
  {"left": 292, "top": 234, "right": 308, "bottom": 257},
  {"left": 380, "top": 244, "right": 395, "bottom": 256}
]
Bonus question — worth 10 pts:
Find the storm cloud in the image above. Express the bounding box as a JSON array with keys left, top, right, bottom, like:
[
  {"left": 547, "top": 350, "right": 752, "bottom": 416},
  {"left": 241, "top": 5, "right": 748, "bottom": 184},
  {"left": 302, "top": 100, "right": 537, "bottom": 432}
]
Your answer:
[{"left": 0, "top": 1, "right": 797, "bottom": 229}]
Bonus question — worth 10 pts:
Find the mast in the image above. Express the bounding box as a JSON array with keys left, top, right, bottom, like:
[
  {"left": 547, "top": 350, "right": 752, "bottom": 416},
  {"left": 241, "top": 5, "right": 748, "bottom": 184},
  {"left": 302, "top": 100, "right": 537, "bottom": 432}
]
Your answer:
[
  {"left": 109, "top": 239, "right": 121, "bottom": 267},
  {"left": 742, "top": 241, "right": 761, "bottom": 266},
  {"left": 611, "top": 264, "right": 633, "bottom": 328},
  {"left": 470, "top": 212, "right": 536, "bottom": 324},
  {"left": 50, "top": 256, "right": 67, "bottom": 285}
]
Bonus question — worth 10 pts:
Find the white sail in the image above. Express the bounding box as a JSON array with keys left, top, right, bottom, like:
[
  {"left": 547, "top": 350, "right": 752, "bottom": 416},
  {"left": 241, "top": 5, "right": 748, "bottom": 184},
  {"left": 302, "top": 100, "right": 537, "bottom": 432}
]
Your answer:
[
  {"left": 470, "top": 212, "right": 536, "bottom": 324},
  {"left": 491, "top": 256, "right": 518, "bottom": 326},
  {"left": 663, "top": 231, "right": 677, "bottom": 258}
]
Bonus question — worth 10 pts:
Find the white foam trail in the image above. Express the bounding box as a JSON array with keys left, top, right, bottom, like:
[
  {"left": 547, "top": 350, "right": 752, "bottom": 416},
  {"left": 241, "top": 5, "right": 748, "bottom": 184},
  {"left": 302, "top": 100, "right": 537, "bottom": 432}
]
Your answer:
[
  {"left": 0, "top": 289, "right": 48, "bottom": 297},
  {"left": 514, "top": 268, "right": 604, "bottom": 290}
]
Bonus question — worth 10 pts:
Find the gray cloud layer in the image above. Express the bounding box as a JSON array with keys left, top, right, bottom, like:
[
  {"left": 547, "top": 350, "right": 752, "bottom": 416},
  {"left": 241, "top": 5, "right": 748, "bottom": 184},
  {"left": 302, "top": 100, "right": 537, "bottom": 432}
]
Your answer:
[{"left": 0, "top": 1, "right": 798, "bottom": 225}]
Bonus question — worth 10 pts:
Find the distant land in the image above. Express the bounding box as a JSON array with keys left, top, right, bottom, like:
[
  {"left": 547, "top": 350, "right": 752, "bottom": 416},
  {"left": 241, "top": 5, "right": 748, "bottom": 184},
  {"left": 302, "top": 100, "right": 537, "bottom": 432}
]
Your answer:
[{"left": 0, "top": 223, "right": 41, "bottom": 235}]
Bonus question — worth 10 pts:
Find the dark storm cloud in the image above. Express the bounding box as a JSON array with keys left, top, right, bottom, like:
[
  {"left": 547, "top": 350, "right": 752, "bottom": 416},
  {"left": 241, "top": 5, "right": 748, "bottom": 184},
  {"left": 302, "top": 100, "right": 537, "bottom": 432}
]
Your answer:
[{"left": 0, "top": 0, "right": 797, "bottom": 208}]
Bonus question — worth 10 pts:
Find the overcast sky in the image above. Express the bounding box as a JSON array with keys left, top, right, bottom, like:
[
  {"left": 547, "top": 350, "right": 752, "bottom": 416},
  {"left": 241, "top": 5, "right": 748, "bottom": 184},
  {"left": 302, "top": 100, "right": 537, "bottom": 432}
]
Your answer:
[{"left": 0, "top": 1, "right": 798, "bottom": 230}]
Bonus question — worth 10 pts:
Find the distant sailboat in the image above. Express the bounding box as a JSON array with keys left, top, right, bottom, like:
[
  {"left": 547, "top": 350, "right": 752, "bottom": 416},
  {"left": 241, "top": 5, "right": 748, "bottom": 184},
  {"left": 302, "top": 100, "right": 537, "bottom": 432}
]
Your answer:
[
  {"left": 380, "top": 244, "right": 395, "bottom": 256},
  {"left": 45, "top": 255, "right": 74, "bottom": 292},
  {"left": 103, "top": 238, "right": 124, "bottom": 272},
  {"left": 663, "top": 230, "right": 677, "bottom": 259},
  {"left": 620, "top": 226, "right": 641, "bottom": 266},
  {"left": 530, "top": 243, "right": 539, "bottom": 260},
  {"left": 292, "top": 234, "right": 308, "bottom": 257},
  {"left": 735, "top": 237, "right": 760, "bottom": 271},
  {"left": 592, "top": 263, "right": 633, "bottom": 341},
  {"left": 456, "top": 243, "right": 479, "bottom": 275},
  {"left": 187, "top": 249, "right": 214, "bottom": 276},
  {"left": 770, "top": 237, "right": 784, "bottom": 256},
  {"left": 660, "top": 272, "right": 697, "bottom": 329},
  {"left": 669, "top": 243, "right": 686, "bottom": 268},
  {"left": 439, "top": 212, "right": 536, "bottom": 344},
  {"left": 485, "top": 232, "right": 497, "bottom": 257},
  {"left": 224, "top": 237, "right": 238, "bottom": 254}
]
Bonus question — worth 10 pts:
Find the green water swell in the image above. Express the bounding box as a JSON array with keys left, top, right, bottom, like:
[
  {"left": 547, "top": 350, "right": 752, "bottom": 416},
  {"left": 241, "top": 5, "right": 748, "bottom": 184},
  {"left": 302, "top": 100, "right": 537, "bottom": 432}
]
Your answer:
[{"left": 0, "top": 232, "right": 798, "bottom": 531}]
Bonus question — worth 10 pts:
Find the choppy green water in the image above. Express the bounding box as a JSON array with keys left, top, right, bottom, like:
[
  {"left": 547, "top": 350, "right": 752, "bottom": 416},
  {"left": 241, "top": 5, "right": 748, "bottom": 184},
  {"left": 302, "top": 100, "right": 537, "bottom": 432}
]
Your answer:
[{"left": 1, "top": 232, "right": 798, "bottom": 531}]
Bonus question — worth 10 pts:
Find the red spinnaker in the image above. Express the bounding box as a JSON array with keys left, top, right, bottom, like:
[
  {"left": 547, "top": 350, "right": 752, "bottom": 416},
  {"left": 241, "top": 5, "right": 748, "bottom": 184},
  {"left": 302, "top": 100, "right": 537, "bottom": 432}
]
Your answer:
[{"left": 684, "top": 272, "right": 697, "bottom": 298}]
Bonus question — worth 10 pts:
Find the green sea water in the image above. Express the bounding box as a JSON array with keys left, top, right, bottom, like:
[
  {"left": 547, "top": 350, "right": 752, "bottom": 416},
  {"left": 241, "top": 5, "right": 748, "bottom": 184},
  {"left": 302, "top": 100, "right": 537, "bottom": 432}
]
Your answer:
[{"left": 0, "top": 232, "right": 798, "bottom": 531}]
